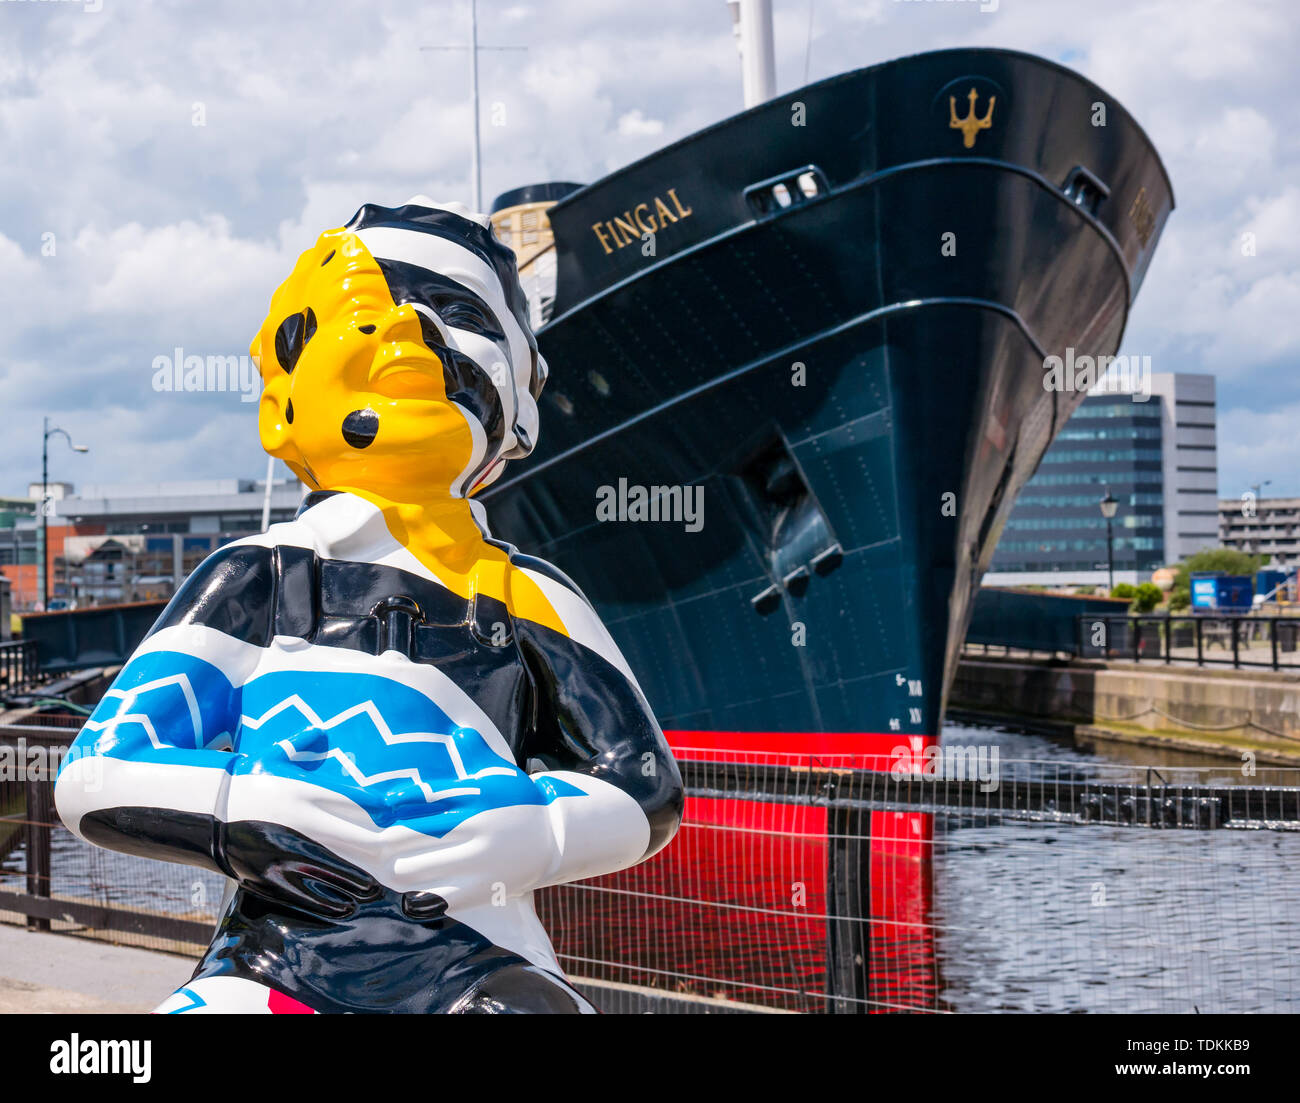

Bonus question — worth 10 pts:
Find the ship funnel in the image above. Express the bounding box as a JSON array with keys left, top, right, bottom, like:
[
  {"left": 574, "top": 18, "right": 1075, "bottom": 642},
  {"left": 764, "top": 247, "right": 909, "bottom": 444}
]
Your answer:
[
  {"left": 728, "top": 0, "right": 776, "bottom": 107},
  {"left": 490, "top": 181, "right": 583, "bottom": 328}
]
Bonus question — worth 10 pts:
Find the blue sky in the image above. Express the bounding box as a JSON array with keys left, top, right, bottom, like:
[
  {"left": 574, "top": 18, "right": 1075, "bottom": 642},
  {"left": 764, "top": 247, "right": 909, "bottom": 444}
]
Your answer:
[{"left": 1, "top": 0, "right": 1297, "bottom": 498}]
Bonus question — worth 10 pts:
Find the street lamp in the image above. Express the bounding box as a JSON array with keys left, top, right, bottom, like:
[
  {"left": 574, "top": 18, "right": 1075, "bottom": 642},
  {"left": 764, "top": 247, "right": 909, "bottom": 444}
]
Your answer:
[
  {"left": 1099, "top": 486, "right": 1119, "bottom": 594},
  {"left": 41, "top": 417, "right": 89, "bottom": 610}
]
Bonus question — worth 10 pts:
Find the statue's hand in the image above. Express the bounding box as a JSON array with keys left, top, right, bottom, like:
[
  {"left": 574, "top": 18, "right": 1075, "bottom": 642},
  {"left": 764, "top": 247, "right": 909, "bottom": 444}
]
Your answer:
[{"left": 218, "top": 820, "right": 382, "bottom": 918}]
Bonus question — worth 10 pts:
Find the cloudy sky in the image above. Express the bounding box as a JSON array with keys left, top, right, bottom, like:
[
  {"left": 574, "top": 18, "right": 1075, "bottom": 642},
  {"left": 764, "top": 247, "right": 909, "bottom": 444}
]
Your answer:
[{"left": 1, "top": 0, "right": 1296, "bottom": 499}]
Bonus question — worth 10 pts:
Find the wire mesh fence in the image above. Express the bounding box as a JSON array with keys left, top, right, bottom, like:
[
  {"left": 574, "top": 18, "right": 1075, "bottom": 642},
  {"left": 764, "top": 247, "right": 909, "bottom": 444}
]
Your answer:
[
  {"left": 4, "top": 726, "right": 1300, "bottom": 1013},
  {"left": 0, "top": 821, "right": 225, "bottom": 957},
  {"left": 536, "top": 751, "right": 1300, "bottom": 1013},
  {"left": 0, "top": 724, "right": 224, "bottom": 956}
]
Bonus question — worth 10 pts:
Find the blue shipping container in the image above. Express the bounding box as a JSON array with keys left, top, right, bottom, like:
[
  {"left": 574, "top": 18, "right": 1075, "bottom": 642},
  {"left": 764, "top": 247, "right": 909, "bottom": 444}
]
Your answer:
[
  {"left": 1190, "top": 573, "right": 1253, "bottom": 613},
  {"left": 1256, "top": 569, "right": 1291, "bottom": 602}
]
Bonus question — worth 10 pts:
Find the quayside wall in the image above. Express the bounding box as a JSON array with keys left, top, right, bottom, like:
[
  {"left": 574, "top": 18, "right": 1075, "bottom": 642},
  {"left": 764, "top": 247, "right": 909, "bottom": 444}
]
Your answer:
[{"left": 952, "top": 655, "right": 1300, "bottom": 760}]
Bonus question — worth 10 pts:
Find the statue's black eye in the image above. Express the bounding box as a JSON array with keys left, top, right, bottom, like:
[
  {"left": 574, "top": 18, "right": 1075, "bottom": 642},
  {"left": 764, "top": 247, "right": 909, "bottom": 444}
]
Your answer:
[
  {"left": 274, "top": 309, "right": 316, "bottom": 373},
  {"left": 441, "top": 303, "right": 488, "bottom": 334},
  {"left": 435, "top": 293, "right": 502, "bottom": 341}
]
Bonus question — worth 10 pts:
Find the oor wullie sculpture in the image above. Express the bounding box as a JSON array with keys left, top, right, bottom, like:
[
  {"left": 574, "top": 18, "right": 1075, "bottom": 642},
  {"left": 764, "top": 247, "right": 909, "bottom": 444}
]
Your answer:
[{"left": 54, "top": 199, "right": 683, "bottom": 1013}]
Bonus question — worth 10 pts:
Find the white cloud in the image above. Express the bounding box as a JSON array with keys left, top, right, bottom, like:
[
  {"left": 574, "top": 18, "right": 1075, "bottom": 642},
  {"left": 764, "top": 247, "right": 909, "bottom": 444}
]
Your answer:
[
  {"left": 1218, "top": 403, "right": 1300, "bottom": 497},
  {"left": 83, "top": 217, "right": 280, "bottom": 319},
  {"left": 616, "top": 109, "right": 664, "bottom": 137},
  {"left": 0, "top": 0, "right": 1297, "bottom": 498}
]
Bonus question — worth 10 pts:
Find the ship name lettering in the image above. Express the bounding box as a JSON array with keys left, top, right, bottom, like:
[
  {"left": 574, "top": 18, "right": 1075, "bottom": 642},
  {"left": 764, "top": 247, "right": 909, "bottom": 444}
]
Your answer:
[{"left": 591, "top": 188, "right": 694, "bottom": 254}]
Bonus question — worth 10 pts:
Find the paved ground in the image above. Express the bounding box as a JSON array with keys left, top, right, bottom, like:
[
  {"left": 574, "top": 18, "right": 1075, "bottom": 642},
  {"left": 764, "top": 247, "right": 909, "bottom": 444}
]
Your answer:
[{"left": 0, "top": 924, "right": 191, "bottom": 1013}]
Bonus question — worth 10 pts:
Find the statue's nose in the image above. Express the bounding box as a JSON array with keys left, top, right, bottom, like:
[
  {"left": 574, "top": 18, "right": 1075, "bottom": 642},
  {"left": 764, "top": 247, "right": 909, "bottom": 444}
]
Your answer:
[{"left": 380, "top": 303, "right": 440, "bottom": 347}]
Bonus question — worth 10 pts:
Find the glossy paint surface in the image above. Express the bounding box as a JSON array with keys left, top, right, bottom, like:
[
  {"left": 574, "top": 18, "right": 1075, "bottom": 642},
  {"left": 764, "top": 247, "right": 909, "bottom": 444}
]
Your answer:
[
  {"left": 486, "top": 47, "right": 1173, "bottom": 740},
  {"left": 56, "top": 200, "right": 682, "bottom": 1014}
]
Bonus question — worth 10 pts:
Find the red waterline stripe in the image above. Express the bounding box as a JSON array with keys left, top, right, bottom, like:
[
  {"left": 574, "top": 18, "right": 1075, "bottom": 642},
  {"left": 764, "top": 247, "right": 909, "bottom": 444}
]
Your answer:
[{"left": 664, "top": 729, "right": 937, "bottom": 771}]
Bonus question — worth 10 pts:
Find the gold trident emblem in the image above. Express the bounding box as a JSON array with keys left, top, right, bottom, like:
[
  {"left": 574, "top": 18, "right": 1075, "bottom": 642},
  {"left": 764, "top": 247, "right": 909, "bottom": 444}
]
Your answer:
[{"left": 949, "top": 87, "right": 996, "bottom": 148}]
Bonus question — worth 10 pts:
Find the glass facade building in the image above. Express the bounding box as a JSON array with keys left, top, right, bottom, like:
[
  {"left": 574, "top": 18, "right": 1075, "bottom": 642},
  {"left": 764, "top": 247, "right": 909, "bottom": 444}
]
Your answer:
[
  {"left": 991, "top": 396, "right": 1166, "bottom": 576},
  {"left": 988, "top": 372, "right": 1219, "bottom": 585}
]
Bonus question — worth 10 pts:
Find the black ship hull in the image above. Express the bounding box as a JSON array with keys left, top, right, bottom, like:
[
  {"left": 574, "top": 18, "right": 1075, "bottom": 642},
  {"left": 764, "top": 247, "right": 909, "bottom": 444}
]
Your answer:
[
  {"left": 486, "top": 48, "right": 1172, "bottom": 749},
  {"left": 485, "top": 47, "right": 1172, "bottom": 1011}
]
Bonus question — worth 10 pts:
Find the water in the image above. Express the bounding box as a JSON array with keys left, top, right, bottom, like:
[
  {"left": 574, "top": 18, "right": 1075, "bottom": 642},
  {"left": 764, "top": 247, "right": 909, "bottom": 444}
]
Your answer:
[
  {"left": 932, "top": 722, "right": 1300, "bottom": 1013},
  {"left": 1, "top": 827, "right": 227, "bottom": 923}
]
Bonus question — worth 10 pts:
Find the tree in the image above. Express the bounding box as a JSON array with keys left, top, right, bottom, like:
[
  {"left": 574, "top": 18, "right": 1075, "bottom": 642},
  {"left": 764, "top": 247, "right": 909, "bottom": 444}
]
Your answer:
[
  {"left": 1111, "top": 582, "right": 1136, "bottom": 600},
  {"left": 1131, "top": 582, "right": 1163, "bottom": 613},
  {"left": 1171, "top": 549, "right": 1261, "bottom": 593}
]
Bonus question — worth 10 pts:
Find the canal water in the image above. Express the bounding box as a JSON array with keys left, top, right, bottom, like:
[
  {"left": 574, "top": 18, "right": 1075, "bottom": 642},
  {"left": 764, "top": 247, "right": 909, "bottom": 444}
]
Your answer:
[
  {"left": 933, "top": 722, "right": 1300, "bottom": 1013},
  {"left": 4, "top": 720, "right": 1298, "bottom": 1013}
]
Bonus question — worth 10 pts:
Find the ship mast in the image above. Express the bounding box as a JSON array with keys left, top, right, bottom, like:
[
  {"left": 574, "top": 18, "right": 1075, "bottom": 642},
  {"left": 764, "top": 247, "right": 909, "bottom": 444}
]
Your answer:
[
  {"left": 728, "top": 0, "right": 777, "bottom": 107},
  {"left": 421, "top": 0, "right": 525, "bottom": 212},
  {"left": 469, "top": 0, "right": 481, "bottom": 212}
]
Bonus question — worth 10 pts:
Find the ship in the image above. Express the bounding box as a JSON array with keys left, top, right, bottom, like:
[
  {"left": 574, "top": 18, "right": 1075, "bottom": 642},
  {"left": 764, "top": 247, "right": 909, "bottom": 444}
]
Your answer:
[{"left": 480, "top": 45, "right": 1172, "bottom": 1011}]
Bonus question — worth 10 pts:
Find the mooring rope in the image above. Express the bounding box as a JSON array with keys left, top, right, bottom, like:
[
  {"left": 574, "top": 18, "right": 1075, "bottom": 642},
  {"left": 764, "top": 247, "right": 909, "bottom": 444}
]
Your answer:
[{"left": 1092, "top": 702, "right": 1300, "bottom": 742}]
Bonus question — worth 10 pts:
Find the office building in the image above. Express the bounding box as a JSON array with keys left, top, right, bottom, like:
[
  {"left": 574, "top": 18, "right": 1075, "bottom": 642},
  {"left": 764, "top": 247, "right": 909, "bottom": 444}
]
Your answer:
[
  {"left": 986, "top": 372, "right": 1218, "bottom": 586},
  {"left": 1219, "top": 496, "right": 1300, "bottom": 567},
  {"left": 1, "top": 478, "right": 303, "bottom": 611}
]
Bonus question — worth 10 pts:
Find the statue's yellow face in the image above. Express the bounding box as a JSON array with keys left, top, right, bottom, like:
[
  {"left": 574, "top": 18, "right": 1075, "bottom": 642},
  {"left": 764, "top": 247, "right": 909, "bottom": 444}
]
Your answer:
[{"left": 250, "top": 228, "right": 477, "bottom": 498}]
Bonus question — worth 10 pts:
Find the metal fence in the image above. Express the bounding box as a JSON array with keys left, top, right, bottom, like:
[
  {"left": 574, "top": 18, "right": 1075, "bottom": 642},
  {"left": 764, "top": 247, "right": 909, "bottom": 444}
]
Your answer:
[
  {"left": 7, "top": 723, "right": 1300, "bottom": 1013},
  {"left": 0, "top": 724, "right": 219, "bottom": 954},
  {"left": 0, "top": 641, "right": 39, "bottom": 697},
  {"left": 18, "top": 601, "right": 166, "bottom": 677},
  {"left": 539, "top": 753, "right": 1300, "bottom": 1013},
  {"left": 1077, "top": 614, "right": 1300, "bottom": 671}
]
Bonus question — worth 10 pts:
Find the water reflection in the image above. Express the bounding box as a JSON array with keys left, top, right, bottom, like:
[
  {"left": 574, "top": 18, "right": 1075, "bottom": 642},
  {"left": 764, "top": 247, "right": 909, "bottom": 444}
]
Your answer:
[{"left": 934, "top": 723, "right": 1300, "bottom": 1013}]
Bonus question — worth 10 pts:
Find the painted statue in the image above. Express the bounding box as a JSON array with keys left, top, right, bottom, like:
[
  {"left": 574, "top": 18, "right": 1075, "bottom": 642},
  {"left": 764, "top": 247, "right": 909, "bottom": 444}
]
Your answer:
[{"left": 55, "top": 199, "right": 683, "bottom": 1013}]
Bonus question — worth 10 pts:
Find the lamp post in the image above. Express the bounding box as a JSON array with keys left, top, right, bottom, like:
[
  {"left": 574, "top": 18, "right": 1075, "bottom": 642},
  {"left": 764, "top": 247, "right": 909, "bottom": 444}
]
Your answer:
[
  {"left": 1099, "top": 486, "right": 1119, "bottom": 595},
  {"left": 41, "top": 417, "right": 89, "bottom": 609}
]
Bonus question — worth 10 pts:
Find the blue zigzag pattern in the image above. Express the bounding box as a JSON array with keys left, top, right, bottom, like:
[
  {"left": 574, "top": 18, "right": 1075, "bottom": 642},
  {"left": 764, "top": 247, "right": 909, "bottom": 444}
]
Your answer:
[{"left": 69, "top": 650, "right": 582, "bottom": 838}]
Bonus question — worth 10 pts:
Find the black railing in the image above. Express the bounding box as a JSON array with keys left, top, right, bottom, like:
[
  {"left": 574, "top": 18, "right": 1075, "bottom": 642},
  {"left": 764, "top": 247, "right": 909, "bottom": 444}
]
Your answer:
[
  {"left": 19, "top": 601, "right": 166, "bottom": 677},
  {"left": 0, "top": 640, "right": 39, "bottom": 696},
  {"left": 1076, "top": 614, "right": 1300, "bottom": 671},
  {"left": 0, "top": 725, "right": 218, "bottom": 948},
  {"left": 677, "top": 758, "right": 1300, "bottom": 828}
]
